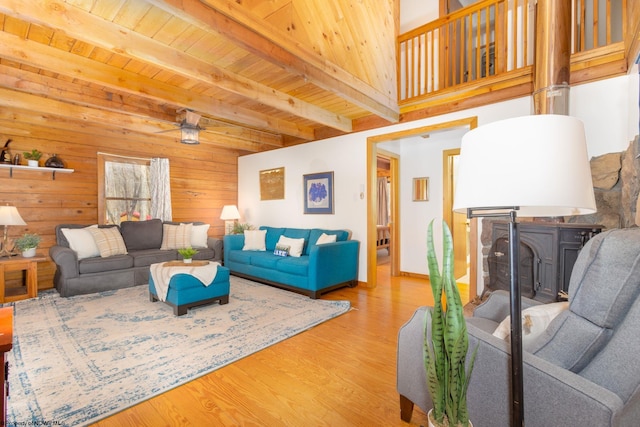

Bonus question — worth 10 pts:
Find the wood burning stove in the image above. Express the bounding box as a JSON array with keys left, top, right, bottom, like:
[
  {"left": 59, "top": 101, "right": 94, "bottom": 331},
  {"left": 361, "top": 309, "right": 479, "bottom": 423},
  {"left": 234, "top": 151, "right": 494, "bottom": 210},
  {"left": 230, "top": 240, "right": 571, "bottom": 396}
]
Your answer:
[{"left": 488, "top": 221, "right": 602, "bottom": 303}]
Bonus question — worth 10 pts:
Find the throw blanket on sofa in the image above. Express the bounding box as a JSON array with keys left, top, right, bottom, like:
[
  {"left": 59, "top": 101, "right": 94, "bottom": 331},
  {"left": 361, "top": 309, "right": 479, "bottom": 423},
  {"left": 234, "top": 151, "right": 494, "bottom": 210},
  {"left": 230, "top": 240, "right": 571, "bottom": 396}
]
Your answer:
[{"left": 150, "top": 261, "right": 221, "bottom": 301}]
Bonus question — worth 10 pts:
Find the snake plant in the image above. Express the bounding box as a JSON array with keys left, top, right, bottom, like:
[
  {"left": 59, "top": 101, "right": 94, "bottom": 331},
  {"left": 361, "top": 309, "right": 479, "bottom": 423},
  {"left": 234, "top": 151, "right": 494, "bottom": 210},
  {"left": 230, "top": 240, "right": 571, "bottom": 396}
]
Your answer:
[{"left": 424, "top": 220, "right": 477, "bottom": 427}]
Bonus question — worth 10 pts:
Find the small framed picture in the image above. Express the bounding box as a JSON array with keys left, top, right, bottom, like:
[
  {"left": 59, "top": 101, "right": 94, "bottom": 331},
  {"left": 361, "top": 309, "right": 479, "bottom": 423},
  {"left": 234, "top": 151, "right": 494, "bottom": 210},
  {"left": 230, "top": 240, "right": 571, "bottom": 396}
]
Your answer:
[
  {"left": 303, "top": 171, "right": 334, "bottom": 214},
  {"left": 260, "top": 167, "right": 285, "bottom": 200}
]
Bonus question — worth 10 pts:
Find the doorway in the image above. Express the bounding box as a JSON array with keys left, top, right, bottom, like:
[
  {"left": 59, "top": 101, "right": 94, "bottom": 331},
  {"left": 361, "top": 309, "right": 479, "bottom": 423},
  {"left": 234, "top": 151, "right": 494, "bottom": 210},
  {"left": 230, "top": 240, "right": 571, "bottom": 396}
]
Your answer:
[
  {"left": 375, "top": 150, "right": 400, "bottom": 276},
  {"left": 366, "top": 117, "right": 478, "bottom": 294}
]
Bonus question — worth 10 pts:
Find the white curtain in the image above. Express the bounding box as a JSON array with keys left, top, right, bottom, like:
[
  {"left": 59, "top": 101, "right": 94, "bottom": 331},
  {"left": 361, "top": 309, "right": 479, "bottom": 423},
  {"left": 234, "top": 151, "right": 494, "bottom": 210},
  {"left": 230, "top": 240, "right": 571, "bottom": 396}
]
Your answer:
[
  {"left": 150, "top": 158, "right": 172, "bottom": 221},
  {"left": 377, "top": 177, "right": 389, "bottom": 225}
]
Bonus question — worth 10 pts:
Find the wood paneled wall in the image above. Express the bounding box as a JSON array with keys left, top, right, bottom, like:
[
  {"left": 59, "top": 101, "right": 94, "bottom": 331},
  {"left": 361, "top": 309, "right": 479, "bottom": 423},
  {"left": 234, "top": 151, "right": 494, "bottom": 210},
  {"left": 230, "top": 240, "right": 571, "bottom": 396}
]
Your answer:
[{"left": 0, "top": 115, "right": 240, "bottom": 291}]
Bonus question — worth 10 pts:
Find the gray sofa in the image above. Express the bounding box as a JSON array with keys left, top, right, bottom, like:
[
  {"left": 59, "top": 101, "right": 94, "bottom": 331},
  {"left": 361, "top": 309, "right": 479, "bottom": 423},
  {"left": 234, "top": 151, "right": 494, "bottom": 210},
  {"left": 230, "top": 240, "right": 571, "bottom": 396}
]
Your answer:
[
  {"left": 397, "top": 227, "right": 640, "bottom": 427},
  {"left": 50, "top": 219, "right": 223, "bottom": 297}
]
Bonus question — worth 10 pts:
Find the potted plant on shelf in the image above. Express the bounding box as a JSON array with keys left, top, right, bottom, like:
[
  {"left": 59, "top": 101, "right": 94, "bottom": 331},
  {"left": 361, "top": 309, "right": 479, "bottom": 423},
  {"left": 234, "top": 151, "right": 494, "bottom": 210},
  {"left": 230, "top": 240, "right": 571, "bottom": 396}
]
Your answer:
[
  {"left": 177, "top": 247, "right": 198, "bottom": 264},
  {"left": 23, "top": 149, "right": 43, "bottom": 167},
  {"left": 15, "top": 233, "right": 41, "bottom": 258},
  {"left": 424, "top": 220, "right": 477, "bottom": 427}
]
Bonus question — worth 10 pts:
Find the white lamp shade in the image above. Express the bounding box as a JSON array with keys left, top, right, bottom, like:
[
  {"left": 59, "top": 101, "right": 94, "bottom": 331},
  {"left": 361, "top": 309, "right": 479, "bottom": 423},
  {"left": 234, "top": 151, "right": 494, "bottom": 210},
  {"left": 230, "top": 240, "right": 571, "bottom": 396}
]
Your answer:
[
  {"left": 453, "top": 115, "right": 596, "bottom": 217},
  {"left": 220, "top": 205, "right": 241, "bottom": 220},
  {"left": 0, "top": 205, "right": 27, "bottom": 226}
]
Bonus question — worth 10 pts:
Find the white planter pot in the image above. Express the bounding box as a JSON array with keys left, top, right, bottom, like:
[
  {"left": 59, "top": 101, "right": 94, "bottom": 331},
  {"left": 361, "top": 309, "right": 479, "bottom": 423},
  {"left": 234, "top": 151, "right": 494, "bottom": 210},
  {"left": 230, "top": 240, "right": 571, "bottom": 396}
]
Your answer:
[
  {"left": 22, "top": 247, "right": 37, "bottom": 258},
  {"left": 428, "top": 410, "right": 473, "bottom": 427},
  {"left": 27, "top": 159, "right": 39, "bottom": 167},
  {"left": 183, "top": 258, "right": 192, "bottom": 264}
]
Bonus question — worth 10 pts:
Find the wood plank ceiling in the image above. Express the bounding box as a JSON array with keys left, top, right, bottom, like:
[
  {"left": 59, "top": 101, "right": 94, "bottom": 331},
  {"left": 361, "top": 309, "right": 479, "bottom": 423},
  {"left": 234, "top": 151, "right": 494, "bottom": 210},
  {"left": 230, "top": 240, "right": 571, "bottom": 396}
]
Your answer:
[{"left": 0, "top": 0, "right": 399, "bottom": 154}]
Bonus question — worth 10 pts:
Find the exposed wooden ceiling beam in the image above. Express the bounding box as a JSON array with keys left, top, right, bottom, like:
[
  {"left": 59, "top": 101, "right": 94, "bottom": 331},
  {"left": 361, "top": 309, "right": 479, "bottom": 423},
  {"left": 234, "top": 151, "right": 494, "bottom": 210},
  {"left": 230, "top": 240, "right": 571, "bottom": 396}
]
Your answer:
[
  {"left": 0, "top": 107, "right": 270, "bottom": 154},
  {"left": 0, "top": 89, "right": 272, "bottom": 152},
  {"left": 0, "top": 0, "right": 353, "bottom": 133},
  {"left": 0, "top": 30, "right": 305, "bottom": 142},
  {"left": 152, "top": 0, "right": 399, "bottom": 123}
]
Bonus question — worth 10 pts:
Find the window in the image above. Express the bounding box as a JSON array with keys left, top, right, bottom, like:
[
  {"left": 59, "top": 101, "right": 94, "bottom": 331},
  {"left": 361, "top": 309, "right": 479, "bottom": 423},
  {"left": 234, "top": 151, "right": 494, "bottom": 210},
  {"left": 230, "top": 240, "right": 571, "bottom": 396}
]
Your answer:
[{"left": 98, "top": 153, "right": 151, "bottom": 225}]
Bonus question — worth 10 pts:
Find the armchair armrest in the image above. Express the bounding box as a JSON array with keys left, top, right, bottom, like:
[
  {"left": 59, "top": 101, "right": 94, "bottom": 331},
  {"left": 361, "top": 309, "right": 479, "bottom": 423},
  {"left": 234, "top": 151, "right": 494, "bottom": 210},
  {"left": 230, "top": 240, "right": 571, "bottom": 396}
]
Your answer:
[
  {"left": 466, "top": 324, "right": 624, "bottom": 426},
  {"left": 473, "top": 290, "right": 543, "bottom": 323},
  {"left": 308, "top": 240, "right": 360, "bottom": 290},
  {"left": 49, "top": 245, "right": 79, "bottom": 279}
]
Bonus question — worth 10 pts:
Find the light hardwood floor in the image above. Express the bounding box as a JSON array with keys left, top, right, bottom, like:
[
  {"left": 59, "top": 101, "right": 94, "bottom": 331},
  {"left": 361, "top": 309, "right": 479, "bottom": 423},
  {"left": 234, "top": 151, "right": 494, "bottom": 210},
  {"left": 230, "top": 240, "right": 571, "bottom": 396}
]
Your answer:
[{"left": 92, "top": 264, "right": 469, "bottom": 426}]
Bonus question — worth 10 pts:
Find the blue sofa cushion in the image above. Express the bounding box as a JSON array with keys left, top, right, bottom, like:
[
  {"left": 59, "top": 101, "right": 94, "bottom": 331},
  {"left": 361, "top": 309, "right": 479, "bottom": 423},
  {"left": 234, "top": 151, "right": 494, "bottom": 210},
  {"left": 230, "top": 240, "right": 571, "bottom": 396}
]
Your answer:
[
  {"left": 228, "top": 250, "right": 253, "bottom": 264},
  {"left": 250, "top": 252, "right": 281, "bottom": 269},
  {"left": 283, "top": 228, "right": 311, "bottom": 254},
  {"left": 308, "top": 229, "right": 349, "bottom": 253},
  {"left": 277, "top": 256, "right": 309, "bottom": 276},
  {"left": 260, "top": 226, "right": 286, "bottom": 251}
]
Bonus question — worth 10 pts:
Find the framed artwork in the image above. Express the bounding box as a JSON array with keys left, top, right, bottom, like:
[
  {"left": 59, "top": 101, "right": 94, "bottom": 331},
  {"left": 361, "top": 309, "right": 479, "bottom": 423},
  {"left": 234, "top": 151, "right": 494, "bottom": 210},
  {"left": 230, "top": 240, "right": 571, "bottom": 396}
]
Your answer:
[
  {"left": 260, "top": 167, "right": 285, "bottom": 200},
  {"left": 303, "top": 171, "right": 334, "bottom": 214},
  {"left": 412, "top": 177, "right": 429, "bottom": 201}
]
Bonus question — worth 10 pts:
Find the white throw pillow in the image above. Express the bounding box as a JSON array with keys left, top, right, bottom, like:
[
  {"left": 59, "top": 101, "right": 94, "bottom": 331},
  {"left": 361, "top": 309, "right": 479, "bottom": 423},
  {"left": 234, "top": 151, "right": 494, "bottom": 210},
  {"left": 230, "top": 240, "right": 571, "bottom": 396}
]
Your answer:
[
  {"left": 493, "top": 301, "right": 569, "bottom": 349},
  {"left": 88, "top": 226, "right": 128, "bottom": 258},
  {"left": 316, "top": 232, "right": 337, "bottom": 245},
  {"left": 277, "top": 235, "right": 305, "bottom": 257},
  {"left": 243, "top": 229, "right": 267, "bottom": 251},
  {"left": 61, "top": 225, "right": 100, "bottom": 260},
  {"left": 191, "top": 224, "right": 210, "bottom": 248},
  {"left": 160, "top": 223, "right": 193, "bottom": 250}
]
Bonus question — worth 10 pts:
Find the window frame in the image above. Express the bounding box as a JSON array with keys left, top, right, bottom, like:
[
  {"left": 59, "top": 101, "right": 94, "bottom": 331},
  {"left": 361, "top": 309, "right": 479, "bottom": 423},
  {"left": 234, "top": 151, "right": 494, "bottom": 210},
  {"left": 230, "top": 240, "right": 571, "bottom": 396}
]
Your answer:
[{"left": 97, "top": 153, "right": 151, "bottom": 225}]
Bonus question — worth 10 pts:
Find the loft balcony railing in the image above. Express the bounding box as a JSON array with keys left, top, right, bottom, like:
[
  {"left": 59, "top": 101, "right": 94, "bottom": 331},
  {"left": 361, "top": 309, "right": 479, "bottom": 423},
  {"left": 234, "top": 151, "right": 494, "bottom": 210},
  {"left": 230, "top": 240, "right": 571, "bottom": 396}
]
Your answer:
[{"left": 398, "top": 0, "right": 628, "bottom": 108}]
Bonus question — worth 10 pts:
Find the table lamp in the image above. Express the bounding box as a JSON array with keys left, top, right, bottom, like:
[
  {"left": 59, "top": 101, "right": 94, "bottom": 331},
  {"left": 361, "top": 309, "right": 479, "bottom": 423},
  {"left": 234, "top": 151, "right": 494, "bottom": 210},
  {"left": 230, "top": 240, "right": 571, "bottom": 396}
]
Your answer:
[
  {"left": 453, "top": 114, "right": 596, "bottom": 426},
  {"left": 220, "top": 205, "right": 241, "bottom": 235},
  {"left": 0, "top": 204, "right": 27, "bottom": 257}
]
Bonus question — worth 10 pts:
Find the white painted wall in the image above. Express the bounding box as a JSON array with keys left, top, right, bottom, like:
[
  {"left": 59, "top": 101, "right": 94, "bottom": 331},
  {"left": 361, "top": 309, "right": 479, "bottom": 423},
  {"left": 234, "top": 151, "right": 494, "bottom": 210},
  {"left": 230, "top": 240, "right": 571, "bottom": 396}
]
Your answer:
[
  {"left": 237, "top": 71, "right": 638, "bottom": 286},
  {"left": 399, "top": 0, "right": 439, "bottom": 33},
  {"left": 572, "top": 64, "right": 640, "bottom": 156}
]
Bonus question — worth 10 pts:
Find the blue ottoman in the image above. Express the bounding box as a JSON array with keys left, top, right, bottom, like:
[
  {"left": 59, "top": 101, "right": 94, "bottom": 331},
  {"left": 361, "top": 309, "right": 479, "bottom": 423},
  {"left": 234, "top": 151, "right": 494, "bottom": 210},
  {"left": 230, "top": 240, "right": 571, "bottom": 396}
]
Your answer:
[{"left": 149, "top": 264, "right": 230, "bottom": 316}]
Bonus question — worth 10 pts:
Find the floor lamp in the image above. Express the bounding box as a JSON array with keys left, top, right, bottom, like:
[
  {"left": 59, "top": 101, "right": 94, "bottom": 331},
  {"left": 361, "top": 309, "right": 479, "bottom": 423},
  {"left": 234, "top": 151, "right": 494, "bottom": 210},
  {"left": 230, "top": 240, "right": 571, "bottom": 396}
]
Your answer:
[
  {"left": 452, "top": 115, "right": 596, "bottom": 426},
  {"left": 0, "top": 204, "right": 27, "bottom": 257}
]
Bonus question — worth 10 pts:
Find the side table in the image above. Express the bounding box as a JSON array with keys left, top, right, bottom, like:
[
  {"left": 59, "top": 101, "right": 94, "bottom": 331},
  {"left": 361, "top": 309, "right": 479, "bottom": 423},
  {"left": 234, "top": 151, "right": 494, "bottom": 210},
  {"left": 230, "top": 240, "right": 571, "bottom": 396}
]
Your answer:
[{"left": 0, "top": 254, "right": 46, "bottom": 303}]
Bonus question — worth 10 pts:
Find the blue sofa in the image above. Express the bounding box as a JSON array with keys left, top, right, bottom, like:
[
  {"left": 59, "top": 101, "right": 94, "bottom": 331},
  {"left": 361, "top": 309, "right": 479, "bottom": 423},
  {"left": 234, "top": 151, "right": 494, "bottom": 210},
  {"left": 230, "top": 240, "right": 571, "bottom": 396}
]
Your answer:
[{"left": 223, "top": 226, "right": 360, "bottom": 298}]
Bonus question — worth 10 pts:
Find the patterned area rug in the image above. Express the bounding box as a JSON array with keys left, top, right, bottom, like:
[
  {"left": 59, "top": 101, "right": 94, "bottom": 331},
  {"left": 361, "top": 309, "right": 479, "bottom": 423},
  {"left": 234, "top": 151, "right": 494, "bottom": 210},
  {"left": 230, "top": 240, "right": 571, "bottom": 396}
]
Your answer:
[{"left": 4, "top": 277, "right": 350, "bottom": 426}]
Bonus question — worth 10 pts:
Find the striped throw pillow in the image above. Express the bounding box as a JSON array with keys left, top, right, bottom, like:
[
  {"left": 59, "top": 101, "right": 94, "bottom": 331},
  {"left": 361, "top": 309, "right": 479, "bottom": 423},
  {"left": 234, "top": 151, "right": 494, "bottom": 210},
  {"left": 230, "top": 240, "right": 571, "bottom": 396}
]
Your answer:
[
  {"left": 160, "top": 223, "right": 193, "bottom": 250},
  {"left": 88, "top": 227, "right": 128, "bottom": 258}
]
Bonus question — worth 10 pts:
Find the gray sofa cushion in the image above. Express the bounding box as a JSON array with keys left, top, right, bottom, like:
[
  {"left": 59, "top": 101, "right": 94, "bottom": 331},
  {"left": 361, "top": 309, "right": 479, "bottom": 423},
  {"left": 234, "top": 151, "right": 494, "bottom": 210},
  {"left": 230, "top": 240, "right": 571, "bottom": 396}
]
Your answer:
[
  {"left": 192, "top": 247, "right": 215, "bottom": 260},
  {"left": 130, "top": 249, "right": 177, "bottom": 267},
  {"left": 120, "top": 219, "right": 163, "bottom": 251},
  {"left": 79, "top": 254, "right": 133, "bottom": 274}
]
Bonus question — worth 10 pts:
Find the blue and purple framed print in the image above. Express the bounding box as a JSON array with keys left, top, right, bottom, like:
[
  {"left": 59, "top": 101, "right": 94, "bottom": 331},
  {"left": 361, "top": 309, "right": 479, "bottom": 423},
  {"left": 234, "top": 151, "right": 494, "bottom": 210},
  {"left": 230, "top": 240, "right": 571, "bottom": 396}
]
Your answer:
[{"left": 303, "top": 171, "right": 334, "bottom": 214}]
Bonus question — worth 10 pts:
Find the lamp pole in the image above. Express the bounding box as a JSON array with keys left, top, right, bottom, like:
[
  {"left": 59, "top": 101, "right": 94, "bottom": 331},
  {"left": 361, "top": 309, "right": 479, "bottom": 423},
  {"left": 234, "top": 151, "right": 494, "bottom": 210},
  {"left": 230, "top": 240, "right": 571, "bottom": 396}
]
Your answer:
[
  {"left": 467, "top": 207, "right": 524, "bottom": 426},
  {"left": 508, "top": 210, "right": 524, "bottom": 427}
]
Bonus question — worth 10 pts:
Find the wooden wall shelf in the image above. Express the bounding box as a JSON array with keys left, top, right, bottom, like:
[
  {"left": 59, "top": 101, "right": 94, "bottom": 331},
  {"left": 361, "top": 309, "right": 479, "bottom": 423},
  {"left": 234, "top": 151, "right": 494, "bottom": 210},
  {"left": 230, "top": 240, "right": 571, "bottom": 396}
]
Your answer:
[{"left": 0, "top": 163, "right": 74, "bottom": 180}]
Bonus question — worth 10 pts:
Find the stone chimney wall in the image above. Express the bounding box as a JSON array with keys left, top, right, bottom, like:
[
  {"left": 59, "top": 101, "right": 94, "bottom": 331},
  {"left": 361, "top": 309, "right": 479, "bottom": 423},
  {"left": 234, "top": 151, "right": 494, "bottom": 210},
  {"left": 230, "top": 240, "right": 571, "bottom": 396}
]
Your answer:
[
  {"left": 568, "top": 135, "right": 640, "bottom": 230},
  {"left": 479, "top": 136, "right": 640, "bottom": 289}
]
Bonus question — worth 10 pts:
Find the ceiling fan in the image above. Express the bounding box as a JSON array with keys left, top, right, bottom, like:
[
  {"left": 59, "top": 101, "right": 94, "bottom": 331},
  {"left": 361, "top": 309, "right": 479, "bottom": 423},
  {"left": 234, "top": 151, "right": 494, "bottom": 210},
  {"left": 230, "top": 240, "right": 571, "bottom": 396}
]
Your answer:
[
  {"left": 177, "top": 110, "right": 202, "bottom": 145},
  {"left": 157, "top": 109, "right": 202, "bottom": 144}
]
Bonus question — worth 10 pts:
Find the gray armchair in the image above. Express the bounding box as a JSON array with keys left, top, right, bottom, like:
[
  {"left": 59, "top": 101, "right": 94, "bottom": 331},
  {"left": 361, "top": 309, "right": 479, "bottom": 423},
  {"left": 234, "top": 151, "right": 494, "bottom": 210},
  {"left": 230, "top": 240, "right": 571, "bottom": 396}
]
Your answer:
[{"left": 397, "top": 227, "right": 640, "bottom": 427}]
